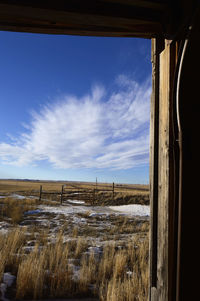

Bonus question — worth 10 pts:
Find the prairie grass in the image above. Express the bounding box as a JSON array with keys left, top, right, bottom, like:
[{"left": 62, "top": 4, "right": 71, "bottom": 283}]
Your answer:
[
  {"left": 0, "top": 180, "right": 149, "bottom": 300},
  {"left": 0, "top": 226, "right": 149, "bottom": 300},
  {"left": 0, "top": 180, "right": 64, "bottom": 193},
  {"left": 0, "top": 227, "right": 26, "bottom": 281},
  {"left": 77, "top": 236, "right": 149, "bottom": 300},
  {"left": 94, "top": 191, "right": 149, "bottom": 206},
  {"left": 16, "top": 231, "right": 75, "bottom": 299},
  {"left": 75, "top": 236, "right": 88, "bottom": 258},
  {"left": 100, "top": 236, "right": 149, "bottom": 301},
  {"left": 0, "top": 197, "right": 38, "bottom": 224}
]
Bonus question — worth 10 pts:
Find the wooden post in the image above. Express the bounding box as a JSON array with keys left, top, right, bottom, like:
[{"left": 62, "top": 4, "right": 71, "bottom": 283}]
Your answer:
[
  {"left": 96, "top": 177, "right": 97, "bottom": 190},
  {"left": 149, "top": 38, "right": 161, "bottom": 300},
  {"left": 39, "top": 185, "right": 42, "bottom": 201},
  {"left": 93, "top": 189, "right": 95, "bottom": 205},
  {"left": 149, "top": 39, "right": 176, "bottom": 301},
  {"left": 60, "top": 185, "right": 64, "bottom": 204},
  {"left": 112, "top": 182, "right": 114, "bottom": 201}
]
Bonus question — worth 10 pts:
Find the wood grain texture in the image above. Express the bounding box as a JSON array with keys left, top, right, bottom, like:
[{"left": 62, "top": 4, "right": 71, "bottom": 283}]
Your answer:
[
  {"left": 0, "top": 0, "right": 168, "bottom": 37},
  {"left": 149, "top": 38, "right": 159, "bottom": 297}
]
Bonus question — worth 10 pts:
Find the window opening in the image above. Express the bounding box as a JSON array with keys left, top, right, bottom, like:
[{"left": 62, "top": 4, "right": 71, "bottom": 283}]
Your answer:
[{"left": 0, "top": 32, "right": 151, "bottom": 300}]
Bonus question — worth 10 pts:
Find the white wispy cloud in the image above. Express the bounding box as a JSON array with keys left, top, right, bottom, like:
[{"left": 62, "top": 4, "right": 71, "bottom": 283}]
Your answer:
[{"left": 0, "top": 75, "right": 151, "bottom": 170}]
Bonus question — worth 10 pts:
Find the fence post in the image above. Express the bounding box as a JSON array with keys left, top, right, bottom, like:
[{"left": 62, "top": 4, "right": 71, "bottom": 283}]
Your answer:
[
  {"left": 61, "top": 185, "right": 64, "bottom": 204},
  {"left": 39, "top": 185, "right": 42, "bottom": 201},
  {"left": 112, "top": 182, "right": 115, "bottom": 201},
  {"left": 93, "top": 189, "right": 96, "bottom": 205}
]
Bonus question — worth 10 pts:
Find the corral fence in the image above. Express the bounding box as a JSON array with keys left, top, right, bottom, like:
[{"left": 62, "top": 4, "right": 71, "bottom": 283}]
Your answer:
[
  {"left": 38, "top": 182, "right": 115, "bottom": 205},
  {"left": 38, "top": 182, "right": 149, "bottom": 205}
]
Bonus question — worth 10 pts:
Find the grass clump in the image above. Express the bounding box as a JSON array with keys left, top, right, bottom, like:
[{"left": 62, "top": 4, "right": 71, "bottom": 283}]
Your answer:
[
  {"left": 0, "top": 197, "right": 38, "bottom": 224},
  {"left": 0, "top": 227, "right": 26, "bottom": 281}
]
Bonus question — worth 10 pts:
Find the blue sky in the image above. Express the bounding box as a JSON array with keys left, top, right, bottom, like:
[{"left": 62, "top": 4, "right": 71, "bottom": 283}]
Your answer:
[{"left": 0, "top": 31, "right": 151, "bottom": 184}]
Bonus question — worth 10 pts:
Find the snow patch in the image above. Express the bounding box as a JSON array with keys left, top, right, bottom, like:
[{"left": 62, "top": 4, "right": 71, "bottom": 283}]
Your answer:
[
  {"left": 10, "top": 194, "right": 26, "bottom": 199},
  {"left": 24, "top": 209, "right": 42, "bottom": 215},
  {"left": 0, "top": 273, "right": 16, "bottom": 301},
  {"left": 89, "top": 212, "right": 108, "bottom": 217},
  {"left": 109, "top": 204, "right": 150, "bottom": 216},
  {"left": 40, "top": 205, "right": 88, "bottom": 216},
  {"left": 67, "top": 199, "right": 85, "bottom": 204},
  {"left": 3, "top": 273, "right": 16, "bottom": 287}
]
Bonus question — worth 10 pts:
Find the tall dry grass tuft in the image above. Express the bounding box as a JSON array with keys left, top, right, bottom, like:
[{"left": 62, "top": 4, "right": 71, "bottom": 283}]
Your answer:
[
  {"left": 0, "top": 227, "right": 26, "bottom": 280},
  {"left": 113, "top": 250, "right": 127, "bottom": 278},
  {"left": 75, "top": 236, "right": 88, "bottom": 259},
  {"left": 16, "top": 230, "right": 76, "bottom": 299},
  {"left": 98, "top": 242, "right": 116, "bottom": 282},
  {"left": 16, "top": 244, "right": 46, "bottom": 299},
  {"left": 0, "top": 197, "right": 38, "bottom": 224},
  {"left": 1, "top": 221, "right": 149, "bottom": 300},
  {"left": 47, "top": 231, "right": 74, "bottom": 298},
  {"left": 99, "top": 235, "right": 149, "bottom": 301},
  {"left": 105, "top": 277, "right": 139, "bottom": 301},
  {"left": 78, "top": 251, "right": 97, "bottom": 294}
]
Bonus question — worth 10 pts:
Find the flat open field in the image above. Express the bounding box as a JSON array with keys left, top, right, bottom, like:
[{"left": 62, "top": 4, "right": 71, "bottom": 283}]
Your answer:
[
  {"left": 0, "top": 180, "right": 149, "bottom": 301},
  {"left": 0, "top": 179, "right": 149, "bottom": 194},
  {"left": 0, "top": 180, "right": 149, "bottom": 206}
]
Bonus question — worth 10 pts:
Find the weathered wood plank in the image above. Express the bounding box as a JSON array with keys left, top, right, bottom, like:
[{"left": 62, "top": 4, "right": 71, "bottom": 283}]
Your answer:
[
  {"left": 157, "top": 42, "right": 170, "bottom": 301},
  {"left": 0, "top": 1, "right": 166, "bottom": 37},
  {"left": 149, "top": 38, "right": 161, "bottom": 299},
  {"left": 156, "top": 40, "right": 176, "bottom": 301}
]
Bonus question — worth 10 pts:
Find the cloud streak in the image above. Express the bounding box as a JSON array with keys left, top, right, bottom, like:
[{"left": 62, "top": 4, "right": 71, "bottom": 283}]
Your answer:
[{"left": 0, "top": 75, "right": 151, "bottom": 170}]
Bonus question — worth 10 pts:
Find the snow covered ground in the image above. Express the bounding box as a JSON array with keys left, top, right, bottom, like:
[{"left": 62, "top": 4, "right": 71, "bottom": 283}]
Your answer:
[
  {"left": 109, "top": 204, "right": 150, "bottom": 217},
  {"left": 67, "top": 199, "right": 85, "bottom": 205},
  {"left": 39, "top": 204, "right": 113, "bottom": 217},
  {"left": 39, "top": 203, "right": 150, "bottom": 218},
  {"left": 1, "top": 192, "right": 150, "bottom": 217}
]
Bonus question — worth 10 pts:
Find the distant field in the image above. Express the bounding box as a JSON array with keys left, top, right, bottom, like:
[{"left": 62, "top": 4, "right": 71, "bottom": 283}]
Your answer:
[
  {"left": 0, "top": 179, "right": 149, "bottom": 193},
  {"left": 0, "top": 179, "right": 149, "bottom": 207},
  {"left": 0, "top": 179, "right": 65, "bottom": 193}
]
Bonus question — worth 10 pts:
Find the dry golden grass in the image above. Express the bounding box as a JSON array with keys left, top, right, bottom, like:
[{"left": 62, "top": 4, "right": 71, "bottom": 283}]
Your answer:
[
  {"left": 0, "top": 179, "right": 149, "bottom": 195},
  {"left": 98, "top": 242, "right": 116, "bottom": 282},
  {"left": 100, "top": 237, "right": 149, "bottom": 301},
  {"left": 78, "top": 235, "right": 149, "bottom": 300},
  {"left": 0, "top": 179, "right": 149, "bottom": 209},
  {"left": 0, "top": 197, "right": 38, "bottom": 224},
  {"left": 0, "top": 180, "right": 149, "bottom": 300},
  {"left": 78, "top": 252, "right": 97, "bottom": 294},
  {"left": 16, "top": 231, "right": 75, "bottom": 299},
  {"left": 0, "top": 226, "right": 149, "bottom": 300},
  {"left": 16, "top": 244, "right": 47, "bottom": 299},
  {"left": 0, "top": 180, "right": 64, "bottom": 193},
  {"left": 75, "top": 237, "right": 88, "bottom": 258},
  {"left": 0, "top": 227, "right": 26, "bottom": 281}
]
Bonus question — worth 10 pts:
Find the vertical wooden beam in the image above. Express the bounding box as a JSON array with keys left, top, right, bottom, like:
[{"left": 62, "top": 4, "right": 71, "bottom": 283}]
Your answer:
[
  {"left": 149, "top": 38, "right": 162, "bottom": 301},
  {"left": 157, "top": 42, "right": 170, "bottom": 301},
  {"left": 112, "top": 182, "right": 115, "bottom": 201},
  {"left": 149, "top": 39, "right": 176, "bottom": 301},
  {"left": 157, "top": 40, "right": 176, "bottom": 301}
]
